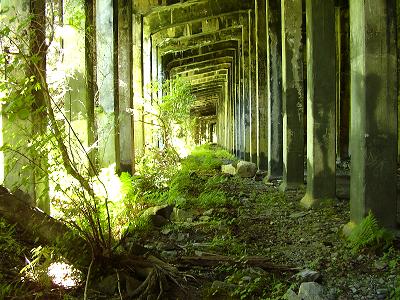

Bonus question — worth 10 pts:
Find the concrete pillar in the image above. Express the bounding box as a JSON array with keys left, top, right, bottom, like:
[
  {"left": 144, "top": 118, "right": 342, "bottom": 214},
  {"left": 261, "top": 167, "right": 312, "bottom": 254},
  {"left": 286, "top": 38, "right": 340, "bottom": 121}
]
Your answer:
[
  {"left": 96, "top": 0, "right": 116, "bottom": 167},
  {"left": 280, "top": 0, "right": 304, "bottom": 191},
  {"left": 335, "top": 5, "right": 350, "bottom": 161},
  {"left": 266, "top": 0, "right": 283, "bottom": 180},
  {"left": 1, "top": 0, "right": 49, "bottom": 211},
  {"left": 132, "top": 14, "right": 145, "bottom": 158},
  {"left": 249, "top": 10, "right": 258, "bottom": 164},
  {"left": 116, "top": 0, "right": 134, "bottom": 174},
  {"left": 256, "top": 0, "right": 268, "bottom": 170},
  {"left": 85, "top": 0, "right": 99, "bottom": 174},
  {"left": 347, "top": 0, "right": 397, "bottom": 229},
  {"left": 301, "top": 0, "right": 336, "bottom": 208},
  {"left": 240, "top": 14, "right": 251, "bottom": 160}
]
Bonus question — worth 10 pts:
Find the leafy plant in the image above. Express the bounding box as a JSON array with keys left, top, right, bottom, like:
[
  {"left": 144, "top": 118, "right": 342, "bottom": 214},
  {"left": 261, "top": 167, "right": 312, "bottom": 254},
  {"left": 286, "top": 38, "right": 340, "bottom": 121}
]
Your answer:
[
  {"left": 347, "top": 211, "right": 393, "bottom": 253},
  {"left": 144, "top": 77, "right": 196, "bottom": 152}
]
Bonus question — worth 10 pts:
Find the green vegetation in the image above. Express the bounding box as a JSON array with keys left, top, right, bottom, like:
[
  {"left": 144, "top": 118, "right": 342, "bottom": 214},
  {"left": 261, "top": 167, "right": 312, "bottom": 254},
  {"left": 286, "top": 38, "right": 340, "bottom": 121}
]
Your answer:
[{"left": 346, "top": 211, "right": 394, "bottom": 254}]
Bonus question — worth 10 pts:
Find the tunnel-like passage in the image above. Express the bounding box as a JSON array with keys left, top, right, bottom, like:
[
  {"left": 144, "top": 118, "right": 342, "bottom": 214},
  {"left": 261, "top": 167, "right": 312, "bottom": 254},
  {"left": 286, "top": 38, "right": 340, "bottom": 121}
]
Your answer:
[{"left": 1, "top": 0, "right": 399, "bottom": 232}]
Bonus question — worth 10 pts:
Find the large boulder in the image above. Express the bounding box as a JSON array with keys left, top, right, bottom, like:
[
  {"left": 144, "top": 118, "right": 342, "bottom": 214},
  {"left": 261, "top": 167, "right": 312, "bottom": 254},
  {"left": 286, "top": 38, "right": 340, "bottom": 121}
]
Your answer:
[{"left": 236, "top": 161, "right": 257, "bottom": 178}]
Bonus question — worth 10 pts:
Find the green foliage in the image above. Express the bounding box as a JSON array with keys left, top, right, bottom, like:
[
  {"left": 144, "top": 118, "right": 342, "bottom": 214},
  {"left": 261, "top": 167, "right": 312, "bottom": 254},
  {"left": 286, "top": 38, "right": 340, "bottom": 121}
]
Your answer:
[
  {"left": 347, "top": 211, "right": 393, "bottom": 253},
  {"left": 183, "top": 144, "right": 236, "bottom": 173},
  {"left": 146, "top": 77, "right": 196, "bottom": 149},
  {"left": 198, "top": 190, "right": 227, "bottom": 208}
]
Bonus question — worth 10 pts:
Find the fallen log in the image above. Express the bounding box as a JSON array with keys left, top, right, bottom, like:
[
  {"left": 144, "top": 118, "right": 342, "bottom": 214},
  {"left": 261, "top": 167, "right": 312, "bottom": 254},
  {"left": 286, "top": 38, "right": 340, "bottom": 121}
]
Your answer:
[
  {"left": 0, "top": 186, "right": 189, "bottom": 298},
  {"left": 0, "top": 186, "right": 91, "bottom": 268},
  {"left": 176, "top": 255, "right": 300, "bottom": 272}
]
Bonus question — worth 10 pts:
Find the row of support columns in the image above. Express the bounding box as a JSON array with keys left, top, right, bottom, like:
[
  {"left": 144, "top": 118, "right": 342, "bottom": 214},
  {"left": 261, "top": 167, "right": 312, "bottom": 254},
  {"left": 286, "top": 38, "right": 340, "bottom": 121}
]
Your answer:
[{"left": 1, "top": 0, "right": 398, "bottom": 230}]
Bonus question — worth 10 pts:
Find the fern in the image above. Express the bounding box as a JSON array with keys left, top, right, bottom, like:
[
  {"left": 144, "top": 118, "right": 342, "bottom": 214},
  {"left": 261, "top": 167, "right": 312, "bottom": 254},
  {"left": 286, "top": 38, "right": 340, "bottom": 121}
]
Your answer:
[{"left": 347, "top": 211, "right": 393, "bottom": 253}]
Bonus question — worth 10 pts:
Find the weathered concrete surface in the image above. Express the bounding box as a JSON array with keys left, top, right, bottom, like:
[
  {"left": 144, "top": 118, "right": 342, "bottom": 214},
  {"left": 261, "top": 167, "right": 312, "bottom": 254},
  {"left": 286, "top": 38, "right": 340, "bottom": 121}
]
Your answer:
[
  {"left": 301, "top": 0, "right": 336, "bottom": 208},
  {"left": 347, "top": 0, "right": 397, "bottom": 229},
  {"left": 132, "top": 14, "right": 145, "bottom": 158},
  {"left": 280, "top": 0, "right": 304, "bottom": 191},
  {"left": 96, "top": 0, "right": 116, "bottom": 167},
  {"left": 143, "top": 0, "right": 254, "bottom": 33},
  {"left": 249, "top": 10, "right": 258, "bottom": 165},
  {"left": 117, "top": 0, "right": 134, "bottom": 174},
  {"left": 266, "top": 0, "right": 283, "bottom": 180},
  {"left": 240, "top": 13, "right": 251, "bottom": 161}
]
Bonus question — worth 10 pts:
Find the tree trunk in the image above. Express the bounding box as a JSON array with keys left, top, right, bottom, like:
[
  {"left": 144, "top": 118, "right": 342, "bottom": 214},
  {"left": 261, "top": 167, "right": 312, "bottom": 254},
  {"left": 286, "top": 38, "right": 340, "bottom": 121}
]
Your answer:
[{"left": 0, "top": 186, "right": 91, "bottom": 268}]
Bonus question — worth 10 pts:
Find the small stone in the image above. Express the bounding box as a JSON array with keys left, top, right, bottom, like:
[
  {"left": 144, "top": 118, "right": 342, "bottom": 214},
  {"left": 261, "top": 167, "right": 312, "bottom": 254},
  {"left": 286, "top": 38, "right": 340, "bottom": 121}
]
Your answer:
[
  {"left": 284, "top": 289, "right": 300, "bottom": 300},
  {"left": 176, "top": 233, "right": 187, "bottom": 242},
  {"left": 294, "top": 269, "right": 321, "bottom": 283},
  {"left": 170, "top": 208, "right": 193, "bottom": 222},
  {"left": 199, "top": 216, "right": 211, "bottom": 222},
  {"left": 374, "top": 261, "right": 388, "bottom": 270},
  {"left": 376, "top": 288, "right": 388, "bottom": 295},
  {"left": 203, "top": 209, "right": 214, "bottom": 216},
  {"left": 289, "top": 211, "right": 310, "bottom": 219},
  {"left": 236, "top": 161, "right": 257, "bottom": 178},
  {"left": 161, "top": 228, "right": 172, "bottom": 235},
  {"left": 161, "top": 250, "right": 177, "bottom": 259}
]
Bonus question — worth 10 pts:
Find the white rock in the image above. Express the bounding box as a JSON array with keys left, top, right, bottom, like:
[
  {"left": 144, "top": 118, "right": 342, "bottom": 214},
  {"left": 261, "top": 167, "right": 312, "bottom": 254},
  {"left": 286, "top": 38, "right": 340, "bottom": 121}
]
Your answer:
[{"left": 221, "top": 164, "right": 237, "bottom": 175}]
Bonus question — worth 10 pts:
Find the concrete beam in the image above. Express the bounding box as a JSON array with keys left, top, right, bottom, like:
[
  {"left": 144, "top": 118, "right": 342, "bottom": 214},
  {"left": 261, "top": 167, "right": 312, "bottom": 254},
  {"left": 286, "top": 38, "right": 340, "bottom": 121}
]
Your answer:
[
  {"left": 144, "top": 0, "right": 254, "bottom": 33},
  {"left": 156, "top": 27, "right": 243, "bottom": 54},
  {"left": 170, "top": 57, "right": 233, "bottom": 76},
  {"left": 166, "top": 49, "right": 236, "bottom": 72}
]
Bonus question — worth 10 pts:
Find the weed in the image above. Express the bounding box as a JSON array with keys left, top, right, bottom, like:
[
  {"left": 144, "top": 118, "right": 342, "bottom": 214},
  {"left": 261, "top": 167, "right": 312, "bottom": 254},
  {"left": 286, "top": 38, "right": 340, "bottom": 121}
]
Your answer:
[{"left": 347, "top": 211, "right": 394, "bottom": 254}]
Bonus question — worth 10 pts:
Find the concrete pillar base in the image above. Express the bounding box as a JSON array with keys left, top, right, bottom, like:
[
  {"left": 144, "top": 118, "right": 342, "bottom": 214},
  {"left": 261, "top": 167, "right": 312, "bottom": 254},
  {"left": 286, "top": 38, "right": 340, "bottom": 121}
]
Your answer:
[
  {"left": 300, "top": 193, "right": 335, "bottom": 209},
  {"left": 342, "top": 221, "right": 356, "bottom": 238},
  {"left": 279, "top": 182, "right": 304, "bottom": 192},
  {"left": 263, "top": 175, "right": 282, "bottom": 183}
]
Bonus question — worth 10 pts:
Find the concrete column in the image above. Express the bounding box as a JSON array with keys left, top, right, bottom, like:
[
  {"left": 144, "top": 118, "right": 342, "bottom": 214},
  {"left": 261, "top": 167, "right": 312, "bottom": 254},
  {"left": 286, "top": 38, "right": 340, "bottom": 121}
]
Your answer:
[
  {"left": 347, "top": 0, "right": 397, "bottom": 229},
  {"left": 96, "top": 0, "right": 116, "bottom": 167},
  {"left": 132, "top": 14, "right": 145, "bottom": 158},
  {"left": 256, "top": 0, "right": 268, "bottom": 170},
  {"left": 240, "top": 14, "right": 251, "bottom": 160},
  {"left": 249, "top": 10, "right": 258, "bottom": 164},
  {"left": 335, "top": 5, "right": 350, "bottom": 161},
  {"left": 301, "top": 0, "right": 336, "bottom": 208},
  {"left": 266, "top": 0, "right": 283, "bottom": 180},
  {"left": 280, "top": 0, "right": 304, "bottom": 191},
  {"left": 117, "top": 0, "right": 134, "bottom": 174},
  {"left": 142, "top": 29, "right": 153, "bottom": 148}
]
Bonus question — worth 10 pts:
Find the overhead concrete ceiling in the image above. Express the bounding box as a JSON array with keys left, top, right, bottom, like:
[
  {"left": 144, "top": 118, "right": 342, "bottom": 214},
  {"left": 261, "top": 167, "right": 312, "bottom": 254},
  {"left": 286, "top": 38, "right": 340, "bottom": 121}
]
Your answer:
[{"left": 138, "top": 0, "right": 254, "bottom": 118}]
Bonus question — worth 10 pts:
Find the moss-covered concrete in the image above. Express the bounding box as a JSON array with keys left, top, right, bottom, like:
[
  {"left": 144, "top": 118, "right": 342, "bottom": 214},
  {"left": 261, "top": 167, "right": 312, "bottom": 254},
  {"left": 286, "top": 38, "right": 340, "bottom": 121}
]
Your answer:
[
  {"left": 280, "top": 0, "right": 304, "bottom": 191},
  {"left": 301, "top": 0, "right": 336, "bottom": 208},
  {"left": 266, "top": 0, "right": 283, "bottom": 180},
  {"left": 349, "top": 0, "right": 398, "bottom": 229}
]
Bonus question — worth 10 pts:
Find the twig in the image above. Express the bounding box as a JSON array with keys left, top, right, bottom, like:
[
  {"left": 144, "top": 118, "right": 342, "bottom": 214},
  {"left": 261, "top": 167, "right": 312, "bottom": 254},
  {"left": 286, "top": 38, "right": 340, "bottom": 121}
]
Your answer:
[
  {"left": 116, "top": 269, "right": 123, "bottom": 300},
  {"left": 84, "top": 253, "right": 94, "bottom": 300}
]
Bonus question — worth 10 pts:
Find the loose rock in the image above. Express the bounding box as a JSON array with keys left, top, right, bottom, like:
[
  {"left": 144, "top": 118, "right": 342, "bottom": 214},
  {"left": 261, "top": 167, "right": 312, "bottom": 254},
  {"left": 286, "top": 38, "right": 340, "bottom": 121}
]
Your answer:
[
  {"left": 236, "top": 161, "right": 257, "bottom": 178},
  {"left": 298, "top": 282, "right": 327, "bottom": 300}
]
